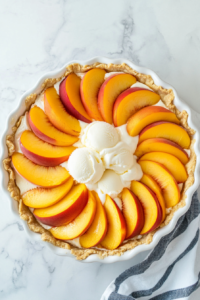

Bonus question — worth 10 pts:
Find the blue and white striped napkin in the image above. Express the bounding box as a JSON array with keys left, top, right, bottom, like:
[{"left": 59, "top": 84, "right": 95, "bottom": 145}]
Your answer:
[{"left": 101, "top": 191, "right": 200, "bottom": 300}]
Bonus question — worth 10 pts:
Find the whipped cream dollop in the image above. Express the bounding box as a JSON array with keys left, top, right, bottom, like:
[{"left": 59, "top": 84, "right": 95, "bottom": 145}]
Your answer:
[{"left": 100, "top": 141, "right": 134, "bottom": 174}]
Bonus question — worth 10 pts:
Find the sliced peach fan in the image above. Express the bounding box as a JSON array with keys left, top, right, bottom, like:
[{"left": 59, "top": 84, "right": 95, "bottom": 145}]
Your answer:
[
  {"left": 34, "top": 184, "right": 88, "bottom": 227},
  {"left": 140, "top": 174, "right": 166, "bottom": 222},
  {"left": 12, "top": 153, "right": 70, "bottom": 187},
  {"left": 131, "top": 181, "right": 162, "bottom": 234},
  {"left": 122, "top": 188, "right": 144, "bottom": 239},
  {"left": 139, "top": 152, "right": 188, "bottom": 183},
  {"left": 139, "top": 160, "right": 180, "bottom": 208},
  {"left": 80, "top": 69, "right": 106, "bottom": 121},
  {"left": 79, "top": 191, "right": 108, "bottom": 248},
  {"left": 29, "top": 106, "right": 78, "bottom": 146},
  {"left": 44, "top": 87, "right": 81, "bottom": 136},
  {"left": 59, "top": 73, "right": 92, "bottom": 123},
  {"left": 139, "top": 121, "right": 191, "bottom": 149},
  {"left": 135, "top": 138, "right": 189, "bottom": 164},
  {"left": 127, "top": 106, "right": 180, "bottom": 137},
  {"left": 98, "top": 73, "right": 136, "bottom": 124},
  {"left": 20, "top": 130, "right": 75, "bottom": 167},
  {"left": 100, "top": 195, "right": 126, "bottom": 250},
  {"left": 22, "top": 177, "right": 74, "bottom": 208},
  {"left": 113, "top": 88, "right": 160, "bottom": 127},
  {"left": 50, "top": 190, "right": 96, "bottom": 240}
]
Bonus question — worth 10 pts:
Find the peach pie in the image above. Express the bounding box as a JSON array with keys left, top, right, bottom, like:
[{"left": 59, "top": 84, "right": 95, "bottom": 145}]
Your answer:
[{"left": 3, "top": 62, "right": 196, "bottom": 260}]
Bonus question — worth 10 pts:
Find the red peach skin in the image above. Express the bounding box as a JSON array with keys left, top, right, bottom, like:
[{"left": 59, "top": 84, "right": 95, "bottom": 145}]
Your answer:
[
  {"left": 20, "top": 130, "right": 75, "bottom": 167},
  {"left": 59, "top": 73, "right": 92, "bottom": 123},
  {"left": 113, "top": 88, "right": 160, "bottom": 126},
  {"left": 29, "top": 106, "right": 78, "bottom": 146},
  {"left": 131, "top": 181, "right": 162, "bottom": 234},
  {"left": 98, "top": 73, "right": 136, "bottom": 124},
  {"left": 34, "top": 184, "right": 88, "bottom": 227},
  {"left": 127, "top": 106, "right": 180, "bottom": 136},
  {"left": 122, "top": 188, "right": 144, "bottom": 239}
]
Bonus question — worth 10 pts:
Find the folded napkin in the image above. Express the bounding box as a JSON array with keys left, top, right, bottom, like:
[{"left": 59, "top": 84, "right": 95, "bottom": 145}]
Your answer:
[{"left": 101, "top": 191, "right": 200, "bottom": 300}]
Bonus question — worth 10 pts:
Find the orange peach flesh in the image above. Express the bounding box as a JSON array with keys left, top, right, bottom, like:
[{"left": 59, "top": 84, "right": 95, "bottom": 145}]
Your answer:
[
  {"left": 139, "top": 160, "right": 180, "bottom": 208},
  {"left": 59, "top": 73, "right": 92, "bottom": 123},
  {"left": 135, "top": 138, "right": 189, "bottom": 165},
  {"left": 80, "top": 69, "right": 106, "bottom": 121},
  {"left": 98, "top": 74, "right": 136, "bottom": 124},
  {"left": 29, "top": 106, "right": 78, "bottom": 146},
  {"left": 50, "top": 190, "right": 96, "bottom": 240},
  {"left": 127, "top": 106, "right": 180, "bottom": 136},
  {"left": 113, "top": 89, "right": 160, "bottom": 127},
  {"left": 12, "top": 153, "right": 70, "bottom": 187},
  {"left": 44, "top": 87, "right": 81, "bottom": 136},
  {"left": 34, "top": 184, "right": 88, "bottom": 227},
  {"left": 139, "top": 121, "right": 191, "bottom": 149},
  {"left": 100, "top": 195, "right": 126, "bottom": 250},
  {"left": 122, "top": 188, "right": 144, "bottom": 239},
  {"left": 140, "top": 174, "right": 166, "bottom": 222},
  {"left": 131, "top": 181, "right": 162, "bottom": 234},
  {"left": 22, "top": 177, "right": 74, "bottom": 208},
  {"left": 139, "top": 152, "right": 188, "bottom": 183},
  {"left": 79, "top": 191, "right": 108, "bottom": 248},
  {"left": 20, "top": 130, "right": 75, "bottom": 166}
]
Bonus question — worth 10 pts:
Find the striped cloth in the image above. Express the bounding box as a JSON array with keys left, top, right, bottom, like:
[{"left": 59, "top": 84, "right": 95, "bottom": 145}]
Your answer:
[{"left": 101, "top": 191, "right": 200, "bottom": 300}]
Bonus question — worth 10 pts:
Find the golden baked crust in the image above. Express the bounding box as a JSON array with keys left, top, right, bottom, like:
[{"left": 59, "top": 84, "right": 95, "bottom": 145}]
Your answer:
[{"left": 3, "top": 62, "right": 196, "bottom": 260}]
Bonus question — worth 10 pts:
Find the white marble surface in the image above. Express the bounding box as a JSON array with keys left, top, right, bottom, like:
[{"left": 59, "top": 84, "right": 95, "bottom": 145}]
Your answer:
[{"left": 1, "top": 0, "right": 200, "bottom": 299}]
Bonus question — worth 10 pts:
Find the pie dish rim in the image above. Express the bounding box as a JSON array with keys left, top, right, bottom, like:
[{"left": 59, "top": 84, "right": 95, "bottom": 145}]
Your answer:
[{"left": 1, "top": 56, "right": 200, "bottom": 263}]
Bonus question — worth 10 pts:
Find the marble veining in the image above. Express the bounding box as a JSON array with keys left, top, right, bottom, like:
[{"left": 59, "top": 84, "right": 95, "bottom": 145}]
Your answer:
[{"left": 1, "top": 0, "right": 200, "bottom": 299}]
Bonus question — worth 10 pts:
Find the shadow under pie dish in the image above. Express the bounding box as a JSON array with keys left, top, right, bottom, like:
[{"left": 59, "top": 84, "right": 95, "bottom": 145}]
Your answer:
[{"left": 2, "top": 58, "right": 200, "bottom": 262}]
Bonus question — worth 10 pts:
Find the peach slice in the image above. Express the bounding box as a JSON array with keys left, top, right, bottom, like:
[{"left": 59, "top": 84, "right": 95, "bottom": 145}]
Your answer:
[
  {"left": 131, "top": 181, "right": 162, "bottom": 234},
  {"left": 139, "top": 152, "right": 188, "bottom": 183},
  {"left": 98, "top": 73, "right": 136, "bottom": 124},
  {"left": 20, "top": 130, "right": 75, "bottom": 166},
  {"left": 44, "top": 87, "right": 81, "bottom": 136},
  {"left": 127, "top": 106, "right": 180, "bottom": 136},
  {"left": 80, "top": 69, "right": 106, "bottom": 121},
  {"left": 50, "top": 190, "right": 96, "bottom": 239},
  {"left": 22, "top": 177, "right": 74, "bottom": 208},
  {"left": 140, "top": 174, "right": 166, "bottom": 222},
  {"left": 79, "top": 191, "right": 108, "bottom": 248},
  {"left": 122, "top": 188, "right": 144, "bottom": 239},
  {"left": 135, "top": 138, "right": 189, "bottom": 164},
  {"left": 100, "top": 195, "right": 126, "bottom": 250},
  {"left": 139, "top": 121, "right": 191, "bottom": 149},
  {"left": 59, "top": 73, "right": 92, "bottom": 123},
  {"left": 34, "top": 184, "right": 88, "bottom": 227},
  {"left": 29, "top": 106, "right": 78, "bottom": 146},
  {"left": 113, "top": 88, "right": 160, "bottom": 127},
  {"left": 12, "top": 153, "right": 70, "bottom": 187},
  {"left": 139, "top": 160, "right": 180, "bottom": 208}
]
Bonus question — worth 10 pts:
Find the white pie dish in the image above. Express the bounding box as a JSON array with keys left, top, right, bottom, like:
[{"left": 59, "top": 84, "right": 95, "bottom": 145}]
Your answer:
[{"left": 1, "top": 57, "right": 200, "bottom": 263}]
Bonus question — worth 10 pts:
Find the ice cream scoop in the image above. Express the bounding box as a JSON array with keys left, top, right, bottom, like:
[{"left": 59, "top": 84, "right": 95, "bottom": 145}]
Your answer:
[
  {"left": 81, "top": 121, "right": 119, "bottom": 152},
  {"left": 98, "top": 169, "right": 123, "bottom": 198},
  {"left": 67, "top": 148, "right": 105, "bottom": 184}
]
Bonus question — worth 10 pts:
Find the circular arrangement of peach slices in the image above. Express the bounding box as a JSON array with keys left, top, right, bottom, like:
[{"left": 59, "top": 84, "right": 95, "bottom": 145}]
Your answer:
[{"left": 12, "top": 69, "right": 191, "bottom": 251}]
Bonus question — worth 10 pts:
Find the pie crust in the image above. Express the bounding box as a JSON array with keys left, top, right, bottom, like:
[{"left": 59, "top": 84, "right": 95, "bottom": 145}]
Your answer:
[{"left": 3, "top": 62, "right": 196, "bottom": 260}]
